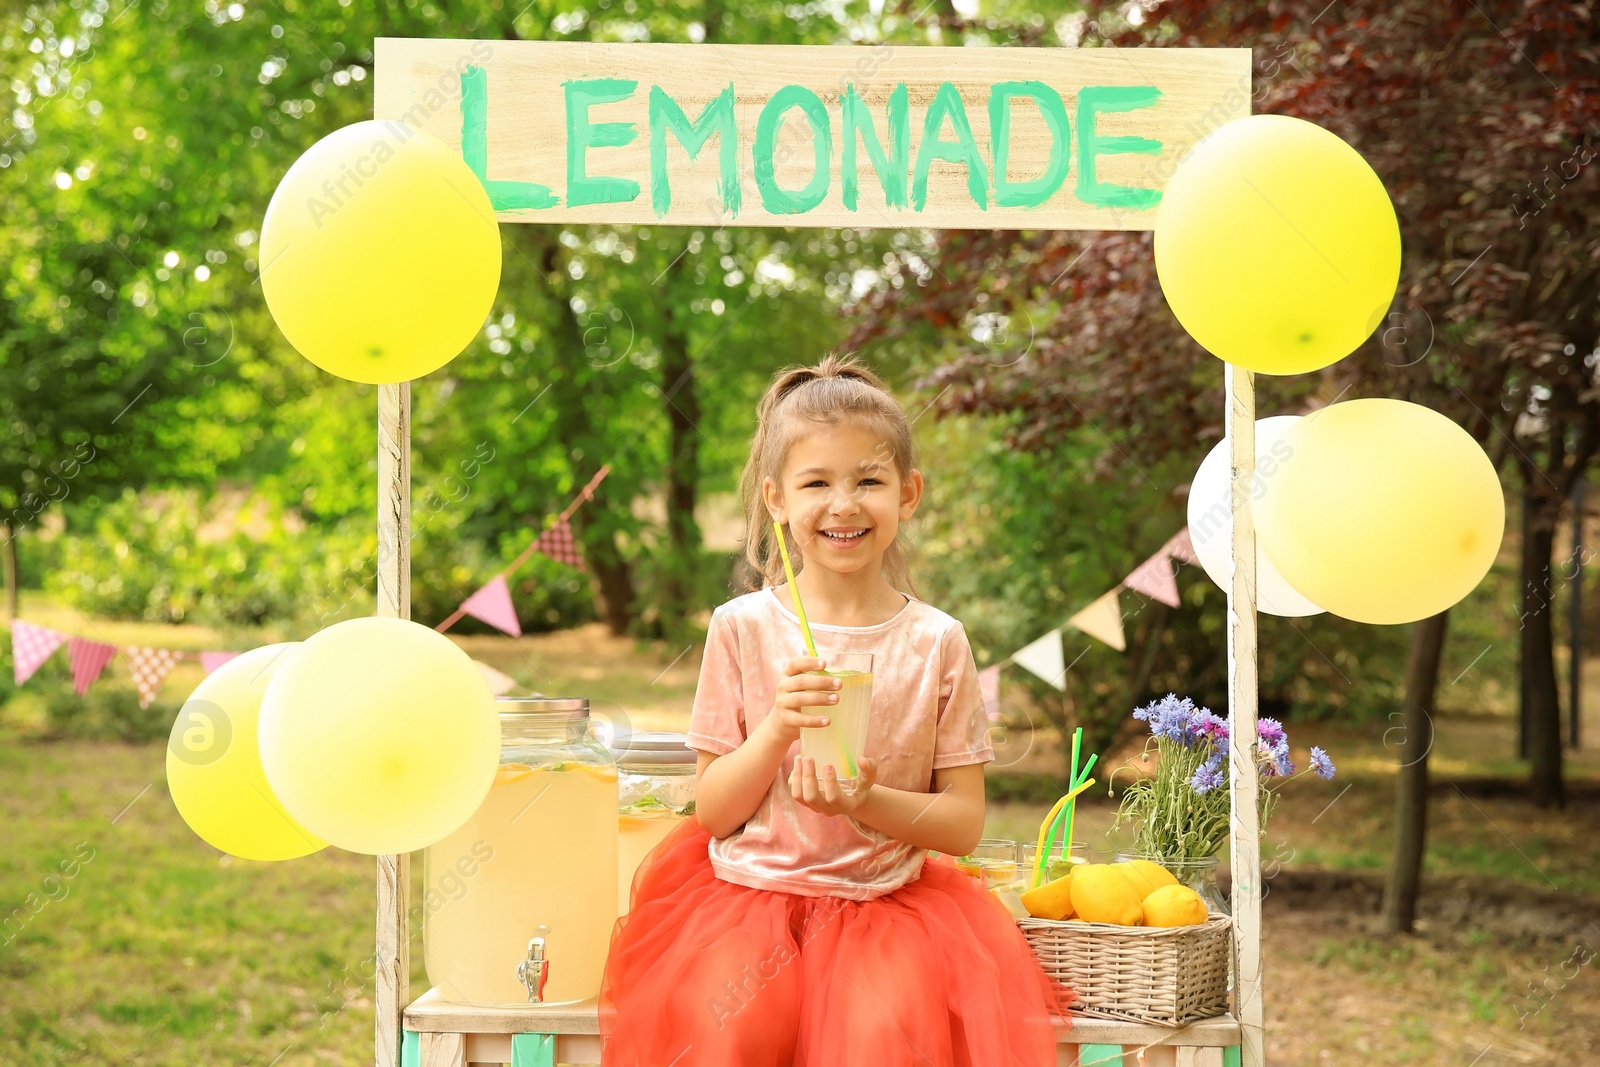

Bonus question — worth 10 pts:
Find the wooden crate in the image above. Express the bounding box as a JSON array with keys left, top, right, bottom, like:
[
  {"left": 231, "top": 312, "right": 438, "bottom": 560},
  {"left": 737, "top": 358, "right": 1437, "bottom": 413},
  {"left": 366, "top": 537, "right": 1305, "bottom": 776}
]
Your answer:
[{"left": 402, "top": 989, "right": 1243, "bottom": 1066}]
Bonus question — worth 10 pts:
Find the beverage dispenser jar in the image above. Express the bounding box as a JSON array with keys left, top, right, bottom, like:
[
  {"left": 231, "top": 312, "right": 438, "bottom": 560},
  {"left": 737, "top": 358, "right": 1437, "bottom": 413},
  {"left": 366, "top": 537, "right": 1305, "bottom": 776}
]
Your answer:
[
  {"left": 608, "top": 732, "right": 696, "bottom": 915},
  {"left": 424, "top": 697, "right": 618, "bottom": 1005}
]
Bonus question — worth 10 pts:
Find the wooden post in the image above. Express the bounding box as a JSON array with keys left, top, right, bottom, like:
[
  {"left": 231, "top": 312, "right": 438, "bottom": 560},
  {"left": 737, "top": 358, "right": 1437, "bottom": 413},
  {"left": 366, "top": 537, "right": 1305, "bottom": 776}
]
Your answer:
[
  {"left": 376, "top": 382, "right": 412, "bottom": 1067},
  {"left": 1224, "top": 364, "right": 1263, "bottom": 1065}
]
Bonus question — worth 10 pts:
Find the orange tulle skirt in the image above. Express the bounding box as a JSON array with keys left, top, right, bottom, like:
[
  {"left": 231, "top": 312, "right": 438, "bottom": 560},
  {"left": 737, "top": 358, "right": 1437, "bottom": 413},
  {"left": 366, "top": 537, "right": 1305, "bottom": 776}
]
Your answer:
[{"left": 600, "top": 819, "right": 1068, "bottom": 1067}]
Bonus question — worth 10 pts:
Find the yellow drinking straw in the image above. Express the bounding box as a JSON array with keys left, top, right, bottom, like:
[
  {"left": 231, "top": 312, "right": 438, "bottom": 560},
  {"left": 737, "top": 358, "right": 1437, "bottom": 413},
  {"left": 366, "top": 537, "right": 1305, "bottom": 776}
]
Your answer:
[{"left": 773, "top": 520, "right": 818, "bottom": 656}]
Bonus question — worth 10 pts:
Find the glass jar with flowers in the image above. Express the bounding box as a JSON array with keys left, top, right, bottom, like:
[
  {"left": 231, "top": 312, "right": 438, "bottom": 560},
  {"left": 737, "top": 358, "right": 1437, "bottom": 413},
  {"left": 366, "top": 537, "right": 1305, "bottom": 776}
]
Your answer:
[{"left": 1110, "top": 693, "right": 1337, "bottom": 915}]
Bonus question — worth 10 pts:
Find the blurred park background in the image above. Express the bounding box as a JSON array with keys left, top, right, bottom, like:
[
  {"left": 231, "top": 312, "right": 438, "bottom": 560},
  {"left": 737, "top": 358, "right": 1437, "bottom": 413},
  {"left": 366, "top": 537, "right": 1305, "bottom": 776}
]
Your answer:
[{"left": 2, "top": 0, "right": 1598, "bottom": 1064}]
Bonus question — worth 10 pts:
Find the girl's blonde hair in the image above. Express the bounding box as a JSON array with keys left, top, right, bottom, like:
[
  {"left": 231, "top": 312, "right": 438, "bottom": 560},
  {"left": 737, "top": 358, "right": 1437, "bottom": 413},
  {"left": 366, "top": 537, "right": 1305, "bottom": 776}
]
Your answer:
[{"left": 739, "top": 353, "right": 919, "bottom": 595}]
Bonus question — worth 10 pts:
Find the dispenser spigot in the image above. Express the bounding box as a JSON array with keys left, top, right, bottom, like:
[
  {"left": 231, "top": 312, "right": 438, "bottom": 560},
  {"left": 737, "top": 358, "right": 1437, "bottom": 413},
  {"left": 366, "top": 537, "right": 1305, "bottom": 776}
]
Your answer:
[{"left": 517, "top": 925, "right": 552, "bottom": 1003}]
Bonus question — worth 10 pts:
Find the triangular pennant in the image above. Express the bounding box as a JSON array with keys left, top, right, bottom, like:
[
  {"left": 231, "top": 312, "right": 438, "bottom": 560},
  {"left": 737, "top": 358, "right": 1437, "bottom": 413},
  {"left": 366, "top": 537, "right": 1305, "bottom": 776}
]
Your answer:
[
  {"left": 1164, "top": 528, "right": 1200, "bottom": 566},
  {"left": 461, "top": 575, "right": 523, "bottom": 637},
  {"left": 475, "top": 660, "right": 520, "bottom": 696},
  {"left": 977, "top": 664, "right": 1002, "bottom": 722},
  {"left": 67, "top": 637, "right": 117, "bottom": 696},
  {"left": 11, "top": 620, "right": 66, "bottom": 685},
  {"left": 124, "top": 646, "right": 179, "bottom": 709},
  {"left": 200, "top": 651, "right": 241, "bottom": 675},
  {"left": 1067, "top": 589, "right": 1127, "bottom": 652},
  {"left": 532, "top": 520, "right": 585, "bottom": 571},
  {"left": 1012, "top": 629, "right": 1067, "bottom": 691},
  {"left": 1123, "top": 546, "right": 1182, "bottom": 609}
]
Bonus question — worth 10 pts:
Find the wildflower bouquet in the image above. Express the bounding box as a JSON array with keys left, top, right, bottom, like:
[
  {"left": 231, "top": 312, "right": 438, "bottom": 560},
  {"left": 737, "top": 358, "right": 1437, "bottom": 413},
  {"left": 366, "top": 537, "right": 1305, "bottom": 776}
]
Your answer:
[{"left": 1111, "top": 694, "right": 1336, "bottom": 862}]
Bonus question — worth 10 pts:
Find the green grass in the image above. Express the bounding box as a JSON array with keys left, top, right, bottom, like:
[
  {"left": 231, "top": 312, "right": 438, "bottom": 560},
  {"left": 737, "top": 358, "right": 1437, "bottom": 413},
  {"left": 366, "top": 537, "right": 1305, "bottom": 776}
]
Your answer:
[{"left": 0, "top": 739, "right": 406, "bottom": 1066}]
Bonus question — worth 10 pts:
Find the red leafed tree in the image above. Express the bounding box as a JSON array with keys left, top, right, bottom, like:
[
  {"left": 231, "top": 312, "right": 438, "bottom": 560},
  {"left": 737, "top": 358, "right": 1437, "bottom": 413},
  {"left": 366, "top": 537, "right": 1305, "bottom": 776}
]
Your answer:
[{"left": 850, "top": 1, "right": 1599, "bottom": 927}]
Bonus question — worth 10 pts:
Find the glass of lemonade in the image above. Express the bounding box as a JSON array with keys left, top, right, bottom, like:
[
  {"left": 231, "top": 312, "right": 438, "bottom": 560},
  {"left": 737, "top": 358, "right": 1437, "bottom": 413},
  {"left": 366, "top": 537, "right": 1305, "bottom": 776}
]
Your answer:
[
  {"left": 1021, "top": 840, "right": 1091, "bottom": 885},
  {"left": 800, "top": 650, "right": 873, "bottom": 783},
  {"left": 966, "top": 838, "right": 1019, "bottom": 889}
]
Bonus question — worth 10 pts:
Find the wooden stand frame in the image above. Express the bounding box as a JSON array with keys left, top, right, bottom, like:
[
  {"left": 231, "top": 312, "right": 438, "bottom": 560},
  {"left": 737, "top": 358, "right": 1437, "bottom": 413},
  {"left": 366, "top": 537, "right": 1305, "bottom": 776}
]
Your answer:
[
  {"left": 1224, "top": 365, "right": 1264, "bottom": 1062},
  {"left": 366, "top": 40, "right": 1264, "bottom": 1067},
  {"left": 375, "top": 382, "right": 412, "bottom": 1067}
]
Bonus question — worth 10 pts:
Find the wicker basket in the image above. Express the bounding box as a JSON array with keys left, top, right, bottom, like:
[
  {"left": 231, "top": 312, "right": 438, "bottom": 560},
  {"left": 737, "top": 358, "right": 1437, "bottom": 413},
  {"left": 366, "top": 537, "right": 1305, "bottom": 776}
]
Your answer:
[{"left": 1017, "top": 914, "right": 1232, "bottom": 1026}]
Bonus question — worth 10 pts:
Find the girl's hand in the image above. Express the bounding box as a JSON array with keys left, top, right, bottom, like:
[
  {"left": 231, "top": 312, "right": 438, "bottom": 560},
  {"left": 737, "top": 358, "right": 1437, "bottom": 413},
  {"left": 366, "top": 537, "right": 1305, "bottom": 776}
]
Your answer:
[
  {"left": 790, "top": 756, "right": 878, "bottom": 817},
  {"left": 765, "top": 654, "right": 842, "bottom": 745}
]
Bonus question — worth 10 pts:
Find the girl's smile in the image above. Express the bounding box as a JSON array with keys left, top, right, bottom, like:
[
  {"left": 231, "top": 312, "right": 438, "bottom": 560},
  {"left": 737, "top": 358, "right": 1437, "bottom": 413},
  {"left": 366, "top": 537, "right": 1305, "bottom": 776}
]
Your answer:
[{"left": 818, "top": 525, "right": 870, "bottom": 548}]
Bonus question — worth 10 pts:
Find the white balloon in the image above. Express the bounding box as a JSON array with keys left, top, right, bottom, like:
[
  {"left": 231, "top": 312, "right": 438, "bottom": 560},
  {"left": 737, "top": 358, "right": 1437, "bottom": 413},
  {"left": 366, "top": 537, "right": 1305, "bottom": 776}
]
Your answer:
[{"left": 1187, "top": 415, "right": 1325, "bottom": 617}]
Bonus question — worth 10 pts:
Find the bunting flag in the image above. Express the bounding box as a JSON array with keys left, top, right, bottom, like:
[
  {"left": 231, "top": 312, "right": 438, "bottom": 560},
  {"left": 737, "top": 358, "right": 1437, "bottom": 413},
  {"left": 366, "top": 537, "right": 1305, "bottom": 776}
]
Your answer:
[
  {"left": 67, "top": 637, "right": 117, "bottom": 697},
  {"left": 124, "top": 646, "right": 179, "bottom": 709},
  {"left": 475, "top": 660, "right": 520, "bottom": 696},
  {"left": 1067, "top": 589, "right": 1128, "bottom": 652},
  {"left": 200, "top": 650, "right": 242, "bottom": 675},
  {"left": 530, "top": 520, "right": 585, "bottom": 571},
  {"left": 985, "top": 525, "right": 1201, "bottom": 681},
  {"left": 977, "top": 664, "right": 1002, "bottom": 722},
  {"left": 1164, "top": 528, "right": 1200, "bottom": 567},
  {"left": 1123, "top": 544, "right": 1182, "bottom": 609},
  {"left": 460, "top": 575, "right": 523, "bottom": 637},
  {"left": 12, "top": 620, "right": 66, "bottom": 685},
  {"left": 436, "top": 470, "right": 610, "bottom": 635},
  {"left": 1012, "top": 629, "right": 1067, "bottom": 691}
]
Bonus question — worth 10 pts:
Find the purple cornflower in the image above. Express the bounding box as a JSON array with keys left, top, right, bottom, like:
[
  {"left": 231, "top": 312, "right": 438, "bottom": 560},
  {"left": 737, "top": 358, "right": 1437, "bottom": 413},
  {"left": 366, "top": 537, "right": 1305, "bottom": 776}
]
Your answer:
[
  {"left": 1131, "top": 693, "right": 1185, "bottom": 724},
  {"left": 1309, "top": 746, "right": 1336, "bottom": 780},
  {"left": 1134, "top": 693, "right": 1209, "bottom": 746},
  {"left": 1258, "top": 718, "right": 1291, "bottom": 772},
  {"left": 1190, "top": 757, "right": 1226, "bottom": 794},
  {"left": 1197, "top": 710, "right": 1230, "bottom": 742}
]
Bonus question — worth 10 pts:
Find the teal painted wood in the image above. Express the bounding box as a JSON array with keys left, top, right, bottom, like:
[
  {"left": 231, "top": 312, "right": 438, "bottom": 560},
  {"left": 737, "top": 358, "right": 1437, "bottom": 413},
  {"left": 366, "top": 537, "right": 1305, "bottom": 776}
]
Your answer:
[
  {"left": 401, "top": 1029, "right": 419, "bottom": 1067},
  {"left": 512, "top": 1032, "right": 556, "bottom": 1067},
  {"left": 1077, "top": 1044, "right": 1125, "bottom": 1066},
  {"left": 1224, "top": 1045, "right": 1243, "bottom": 1067}
]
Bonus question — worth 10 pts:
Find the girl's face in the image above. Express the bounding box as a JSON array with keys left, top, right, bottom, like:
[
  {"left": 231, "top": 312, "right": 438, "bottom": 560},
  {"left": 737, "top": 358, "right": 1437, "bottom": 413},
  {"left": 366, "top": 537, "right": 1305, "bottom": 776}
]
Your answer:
[{"left": 763, "top": 420, "right": 923, "bottom": 581}]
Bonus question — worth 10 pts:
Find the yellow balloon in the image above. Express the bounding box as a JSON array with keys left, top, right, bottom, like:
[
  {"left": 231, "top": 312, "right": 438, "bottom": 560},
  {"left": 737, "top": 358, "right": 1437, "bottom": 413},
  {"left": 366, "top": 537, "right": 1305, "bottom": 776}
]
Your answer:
[
  {"left": 166, "top": 644, "right": 326, "bottom": 861},
  {"left": 259, "top": 121, "right": 501, "bottom": 384},
  {"left": 1155, "top": 115, "right": 1401, "bottom": 375},
  {"left": 1255, "top": 399, "right": 1504, "bottom": 625},
  {"left": 258, "top": 617, "right": 499, "bottom": 855}
]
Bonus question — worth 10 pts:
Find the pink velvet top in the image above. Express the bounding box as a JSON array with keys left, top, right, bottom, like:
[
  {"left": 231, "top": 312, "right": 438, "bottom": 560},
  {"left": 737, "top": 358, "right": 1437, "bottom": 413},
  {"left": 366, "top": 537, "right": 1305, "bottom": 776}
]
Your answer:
[{"left": 687, "top": 587, "right": 993, "bottom": 900}]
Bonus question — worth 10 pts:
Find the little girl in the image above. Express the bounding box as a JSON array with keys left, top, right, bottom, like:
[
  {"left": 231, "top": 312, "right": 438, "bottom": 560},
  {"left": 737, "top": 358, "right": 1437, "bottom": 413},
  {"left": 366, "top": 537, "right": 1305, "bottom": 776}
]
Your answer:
[{"left": 600, "top": 356, "right": 1062, "bottom": 1066}]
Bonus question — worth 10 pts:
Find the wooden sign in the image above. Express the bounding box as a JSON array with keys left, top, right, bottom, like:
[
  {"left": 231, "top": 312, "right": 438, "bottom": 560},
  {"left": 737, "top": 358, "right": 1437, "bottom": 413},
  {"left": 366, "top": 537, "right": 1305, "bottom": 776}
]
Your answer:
[{"left": 374, "top": 39, "right": 1250, "bottom": 230}]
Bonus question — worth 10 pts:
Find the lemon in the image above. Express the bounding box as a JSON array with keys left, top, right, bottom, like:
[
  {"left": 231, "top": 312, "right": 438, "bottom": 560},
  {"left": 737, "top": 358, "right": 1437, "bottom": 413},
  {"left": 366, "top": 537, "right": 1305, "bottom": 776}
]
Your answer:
[
  {"left": 1141, "top": 884, "right": 1209, "bottom": 927},
  {"left": 1020, "top": 870, "right": 1075, "bottom": 921},
  {"left": 1068, "top": 863, "right": 1144, "bottom": 926},
  {"left": 1113, "top": 859, "right": 1180, "bottom": 901}
]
